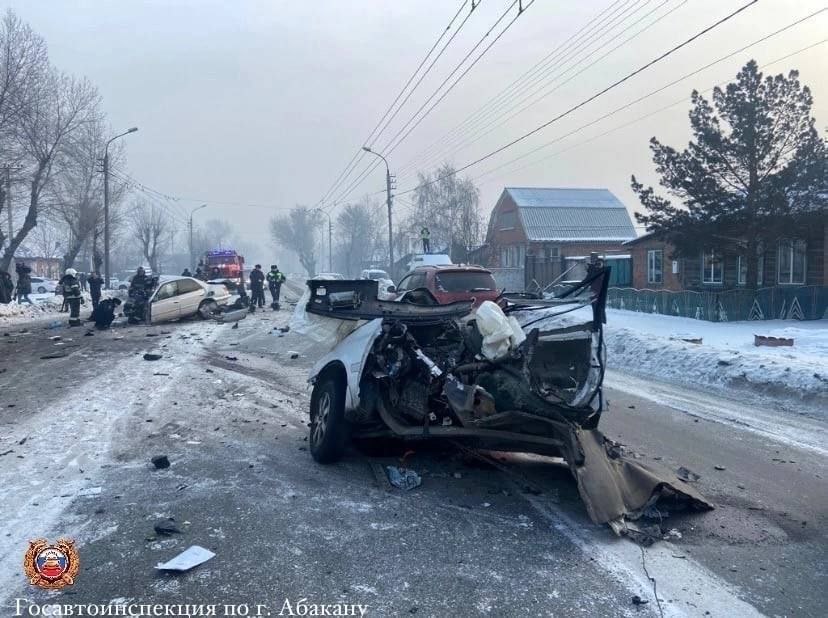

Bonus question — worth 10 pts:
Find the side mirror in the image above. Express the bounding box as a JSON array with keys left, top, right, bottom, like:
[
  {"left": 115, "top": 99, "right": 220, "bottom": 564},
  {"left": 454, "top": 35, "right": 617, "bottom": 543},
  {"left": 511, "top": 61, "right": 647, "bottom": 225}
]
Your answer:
[{"left": 386, "top": 285, "right": 396, "bottom": 293}]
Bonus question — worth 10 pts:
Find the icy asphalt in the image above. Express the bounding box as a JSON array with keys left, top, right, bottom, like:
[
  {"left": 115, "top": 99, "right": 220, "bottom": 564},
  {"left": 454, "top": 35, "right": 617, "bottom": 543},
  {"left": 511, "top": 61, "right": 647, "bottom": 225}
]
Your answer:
[{"left": 0, "top": 297, "right": 825, "bottom": 617}]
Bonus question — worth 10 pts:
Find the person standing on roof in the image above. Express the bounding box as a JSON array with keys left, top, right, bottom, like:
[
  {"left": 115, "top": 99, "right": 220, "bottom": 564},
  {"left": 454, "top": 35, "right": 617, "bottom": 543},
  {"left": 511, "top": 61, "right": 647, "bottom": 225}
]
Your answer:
[
  {"left": 59, "top": 268, "right": 83, "bottom": 326},
  {"left": 421, "top": 227, "right": 430, "bottom": 254},
  {"left": 249, "top": 264, "right": 266, "bottom": 311},
  {"left": 266, "top": 264, "right": 286, "bottom": 310}
]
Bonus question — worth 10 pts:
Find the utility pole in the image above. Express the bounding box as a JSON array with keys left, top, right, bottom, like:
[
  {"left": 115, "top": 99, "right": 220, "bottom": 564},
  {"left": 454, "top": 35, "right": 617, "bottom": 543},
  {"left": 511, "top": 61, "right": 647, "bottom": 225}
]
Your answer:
[
  {"left": 189, "top": 204, "right": 207, "bottom": 271},
  {"left": 4, "top": 165, "right": 11, "bottom": 249},
  {"left": 316, "top": 208, "right": 333, "bottom": 272},
  {"left": 362, "top": 146, "right": 394, "bottom": 276},
  {"left": 103, "top": 127, "right": 138, "bottom": 289}
]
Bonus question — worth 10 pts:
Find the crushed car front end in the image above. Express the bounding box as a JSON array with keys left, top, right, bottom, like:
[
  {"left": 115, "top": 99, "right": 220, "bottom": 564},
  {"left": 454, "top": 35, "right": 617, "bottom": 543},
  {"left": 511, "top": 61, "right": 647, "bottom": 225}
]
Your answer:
[{"left": 304, "top": 261, "right": 712, "bottom": 533}]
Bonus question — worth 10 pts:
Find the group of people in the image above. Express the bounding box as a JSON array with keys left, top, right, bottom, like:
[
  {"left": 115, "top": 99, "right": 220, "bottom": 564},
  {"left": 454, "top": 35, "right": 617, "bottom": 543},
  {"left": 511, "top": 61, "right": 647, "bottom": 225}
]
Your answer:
[
  {"left": 248, "top": 264, "right": 286, "bottom": 311},
  {"left": 0, "top": 262, "right": 33, "bottom": 305}
]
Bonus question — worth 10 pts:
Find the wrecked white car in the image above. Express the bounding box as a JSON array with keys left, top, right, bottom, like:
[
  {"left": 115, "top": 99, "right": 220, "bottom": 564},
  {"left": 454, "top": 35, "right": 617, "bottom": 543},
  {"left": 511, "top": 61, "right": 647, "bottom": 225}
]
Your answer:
[{"left": 305, "top": 262, "right": 712, "bottom": 532}]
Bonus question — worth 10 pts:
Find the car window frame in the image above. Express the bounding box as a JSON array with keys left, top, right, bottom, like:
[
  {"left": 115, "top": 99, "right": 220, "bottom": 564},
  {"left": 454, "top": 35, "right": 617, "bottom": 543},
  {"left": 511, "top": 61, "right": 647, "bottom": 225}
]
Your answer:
[
  {"left": 177, "top": 278, "right": 202, "bottom": 294},
  {"left": 154, "top": 281, "right": 179, "bottom": 301}
]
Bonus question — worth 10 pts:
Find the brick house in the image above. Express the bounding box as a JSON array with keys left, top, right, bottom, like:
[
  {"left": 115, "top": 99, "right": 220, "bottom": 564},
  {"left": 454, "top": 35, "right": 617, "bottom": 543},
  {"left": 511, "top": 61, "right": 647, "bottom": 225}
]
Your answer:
[
  {"left": 625, "top": 223, "right": 828, "bottom": 290},
  {"left": 484, "top": 187, "right": 637, "bottom": 288}
]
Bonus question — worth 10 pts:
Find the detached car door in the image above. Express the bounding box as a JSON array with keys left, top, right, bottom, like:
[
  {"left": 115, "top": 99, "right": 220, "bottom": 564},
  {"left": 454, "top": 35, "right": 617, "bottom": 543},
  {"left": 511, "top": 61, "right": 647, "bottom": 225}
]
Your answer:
[
  {"left": 150, "top": 281, "right": 180, "bottom": 323},
  {"left": 175, "top": 278, "right": 206, "bottom": 318}
]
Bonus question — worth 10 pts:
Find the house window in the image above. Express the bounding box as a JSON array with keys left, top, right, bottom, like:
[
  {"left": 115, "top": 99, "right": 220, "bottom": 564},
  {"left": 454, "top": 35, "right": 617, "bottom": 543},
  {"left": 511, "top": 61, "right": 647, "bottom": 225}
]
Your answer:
[
  {"left": 498, "top": 211, "right": 517, "bottom": 230},
  {"left": 757, "top": 254, "right": 764, "bottom": 286},
  {"left": 737, "top": 256, "right": 747, "bottom": 285},
  {"left": 701, "top": 250, "right": 723, "bottom": 284},
  {"left": 647, "top": 250, "right": 663, "bottom": 284},
  {"left": 545, "top": 246, "right": 559, "bottom": 260},
  {"left": 777, "top": 240, "right": 806, "bottom": 284}
]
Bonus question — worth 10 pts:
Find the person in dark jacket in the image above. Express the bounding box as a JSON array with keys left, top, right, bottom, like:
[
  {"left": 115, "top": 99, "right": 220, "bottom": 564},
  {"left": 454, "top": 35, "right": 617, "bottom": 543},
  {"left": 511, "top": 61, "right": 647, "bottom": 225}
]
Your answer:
[
  {"left": 87, "top": 271, "right": 104, "bottom": 309},
  {"left": 181, "top": 268, "right": 192, "bottom": 277},
  {"left": 129, "top": 267, "right": 147, "bottom": 294},
  {"left": 90, "top": 297, "right": 121, "bottom": 329},
  {"left": 79, "top": 272, "right": 88, "bottom": 292},
  {"left": 59, "top": 268, "right": 83, "bottom": 326},
  {"left": 249, "top": 264, "right": 266, "bottom": 311},
  {"left": 14, "top": 262, "right": 32, "bottom": 304},
  {"left": 0, "top": 270, "right": 13, "bottom": 304},
  {"left": 266, "top": 265, "right": 286, "bottom": 310},
  {"left": 210, "top": 266, "right": 220, "bottom": 280}
]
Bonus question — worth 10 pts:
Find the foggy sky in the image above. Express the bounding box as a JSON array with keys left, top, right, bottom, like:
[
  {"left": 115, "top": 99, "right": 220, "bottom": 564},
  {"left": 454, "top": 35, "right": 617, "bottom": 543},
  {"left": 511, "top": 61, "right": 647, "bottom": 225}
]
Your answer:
[{"left": 8, "top": 0, "right": 828, "bottom": 264}]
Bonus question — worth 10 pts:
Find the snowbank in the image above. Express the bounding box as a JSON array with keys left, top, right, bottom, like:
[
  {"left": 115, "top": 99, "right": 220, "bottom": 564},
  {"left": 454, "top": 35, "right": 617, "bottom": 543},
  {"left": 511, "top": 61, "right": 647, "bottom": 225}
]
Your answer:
[
  {"left": 0, "top": 292, "right": 97, "bottom": 326},
  {"left": 605, "top": 309, "right": 828, "bottom": 411}
]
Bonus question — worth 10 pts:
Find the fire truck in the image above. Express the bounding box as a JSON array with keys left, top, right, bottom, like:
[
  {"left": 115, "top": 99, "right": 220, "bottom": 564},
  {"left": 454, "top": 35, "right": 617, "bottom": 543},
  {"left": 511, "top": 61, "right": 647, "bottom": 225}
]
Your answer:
[{"left": 202, "top": 249, "right": 245, "bottom": 289}]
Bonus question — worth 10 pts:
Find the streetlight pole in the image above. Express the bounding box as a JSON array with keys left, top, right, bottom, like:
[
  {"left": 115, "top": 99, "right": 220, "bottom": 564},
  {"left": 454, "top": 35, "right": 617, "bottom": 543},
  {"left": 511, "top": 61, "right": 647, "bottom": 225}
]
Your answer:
[
  {"left": 188, "top": 204, "right": 207, "bottom": 271},
  {"left": 362, "top": 146, "right": 394, "bottom": 276},
  {"left": 103, "top": 126, "right": 138, "bottom": 289},
  {"left": 315, "top": 208, "right": 333, "bottom": 273}
]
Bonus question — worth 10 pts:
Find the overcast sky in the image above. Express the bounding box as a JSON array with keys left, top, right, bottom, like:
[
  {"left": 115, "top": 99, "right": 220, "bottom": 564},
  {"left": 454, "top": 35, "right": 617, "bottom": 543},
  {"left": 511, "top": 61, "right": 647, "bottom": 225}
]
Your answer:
[{"left": 8, "top": 0, "right": 828, "bottom": 262}]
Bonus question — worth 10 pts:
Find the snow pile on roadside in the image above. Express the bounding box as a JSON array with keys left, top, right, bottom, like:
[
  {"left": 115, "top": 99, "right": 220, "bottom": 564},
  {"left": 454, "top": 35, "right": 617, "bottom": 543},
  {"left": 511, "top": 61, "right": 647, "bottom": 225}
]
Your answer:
[
  {"left": 0, "top": 294, "right": 62, "bottom": 323},
  {"left": 605, "top": 309, "right": 828, "bottom": 410}
]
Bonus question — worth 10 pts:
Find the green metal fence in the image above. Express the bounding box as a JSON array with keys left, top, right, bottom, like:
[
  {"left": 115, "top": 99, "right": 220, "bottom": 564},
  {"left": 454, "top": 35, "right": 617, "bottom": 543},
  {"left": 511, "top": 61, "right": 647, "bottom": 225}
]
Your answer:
[{"left": 607, "top": 285, "right": 828, "bottom": 321}]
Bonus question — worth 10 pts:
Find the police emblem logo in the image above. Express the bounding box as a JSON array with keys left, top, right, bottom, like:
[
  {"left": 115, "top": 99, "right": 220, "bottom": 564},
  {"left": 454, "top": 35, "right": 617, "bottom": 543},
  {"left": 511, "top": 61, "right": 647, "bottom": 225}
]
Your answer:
[{"left": 23, "top": 538, "right": 80, "bottom": 590}]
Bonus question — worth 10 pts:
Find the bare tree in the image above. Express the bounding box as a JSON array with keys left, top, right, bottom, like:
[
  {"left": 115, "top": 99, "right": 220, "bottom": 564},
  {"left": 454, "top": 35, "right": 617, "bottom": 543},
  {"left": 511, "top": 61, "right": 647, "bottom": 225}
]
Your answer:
[
  {"left": 28, "top": 218, "right": 64, "bottom": 258},
  {"left": 408, "top": 163, "right": 482, "bottom": 261},
  {"left": 130, "top": 199, "right": 171, "bottom": 274},
  {"left": 270, "top": 206, "right": 321, "bottom": 277},
  {"left": 1, "top": 69, "right": 102, "bottom": 272},
  {"left": 0, "top": 9, "right": 48, "bottom": 258},
  {"left": 334, "top": 197, "right": 385, "bottom": 276}
]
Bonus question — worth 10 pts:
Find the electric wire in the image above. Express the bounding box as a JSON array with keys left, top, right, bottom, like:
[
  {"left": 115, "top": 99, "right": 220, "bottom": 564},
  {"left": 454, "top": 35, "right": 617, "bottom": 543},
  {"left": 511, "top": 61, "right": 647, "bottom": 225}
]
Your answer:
[
  {"left": 315, "top": 0, "right": 475, "bottom": 210},
  {"left": 399, "top": 0, "right": 689, "bottom": 182},
  {"left": 396, "top": 0, "right": 653, "bottom": 177},
  {"left": 393, "top": 0, "right": 761, "bottom": 198},
  {"left": 329, "top": 0, "right": 536, "bottom": 207}
]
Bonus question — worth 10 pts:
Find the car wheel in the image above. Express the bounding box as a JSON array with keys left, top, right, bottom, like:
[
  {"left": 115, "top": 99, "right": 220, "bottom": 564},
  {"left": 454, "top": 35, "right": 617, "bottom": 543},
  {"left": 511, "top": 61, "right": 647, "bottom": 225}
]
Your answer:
[
  {"left": 37, "top": 286, "right": 46, "bottom": 293},
  {"left": 197, "top": 299, "right": 218, "bottom": 320},
  {"left": 309, "top": 376, "right": 349, "bottom": 464}
]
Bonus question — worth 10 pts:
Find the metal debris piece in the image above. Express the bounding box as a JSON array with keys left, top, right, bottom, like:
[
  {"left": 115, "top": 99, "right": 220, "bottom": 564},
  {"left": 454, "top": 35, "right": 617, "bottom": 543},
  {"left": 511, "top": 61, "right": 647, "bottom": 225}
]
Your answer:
[
  {"left": 386, "top": 466, "right": 422, "bottom": 490},
  {"left": 155, "top": 545, "right": 215, "bottom": 572},
  {"left": 151, "top": 455, "right": 170, "bottom": 469}
]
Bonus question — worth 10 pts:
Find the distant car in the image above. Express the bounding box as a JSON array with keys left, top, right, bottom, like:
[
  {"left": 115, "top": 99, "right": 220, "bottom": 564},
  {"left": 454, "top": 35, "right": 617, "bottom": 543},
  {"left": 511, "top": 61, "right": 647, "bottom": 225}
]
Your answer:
[
  {"left": 30, "top": 277, "right": 58, "bottom": 294},
  {"left": 123, "top": 276, "right": 232, "bottom": 324},
  {"left": 313, "top": 272, "right": 345, "bottom": 280},
  {"left": 360, "top": 269, "right": 395, "bottom": 299},
  {"left": 396, "top": 265, "right": 500, "bottom": 308},
  {"left": 406, "top": 253, "right": 452, "bottom": 271},
  {"left": 360, "top": 269, "right": 389, "bottom": 281}
]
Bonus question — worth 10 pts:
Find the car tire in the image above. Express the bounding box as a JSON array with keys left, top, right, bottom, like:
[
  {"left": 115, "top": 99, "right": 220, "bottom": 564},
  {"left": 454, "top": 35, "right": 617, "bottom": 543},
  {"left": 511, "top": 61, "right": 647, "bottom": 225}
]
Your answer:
[
  {"left": 309, "top": 376, "right": 349, "bottom": 464},
  {"left": 198, "top": 299, "right": 218, "bottom": 320},
  {"left": 37, "top": 286, "right": 47, "bottom": 293}
]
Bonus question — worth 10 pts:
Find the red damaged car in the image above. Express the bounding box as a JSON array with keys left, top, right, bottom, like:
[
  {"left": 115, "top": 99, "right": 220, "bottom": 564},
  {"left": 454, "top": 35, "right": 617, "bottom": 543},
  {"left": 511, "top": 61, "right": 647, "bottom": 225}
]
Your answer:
[{"left": 395, "top": 265, "right": 500, "bottom": 308}]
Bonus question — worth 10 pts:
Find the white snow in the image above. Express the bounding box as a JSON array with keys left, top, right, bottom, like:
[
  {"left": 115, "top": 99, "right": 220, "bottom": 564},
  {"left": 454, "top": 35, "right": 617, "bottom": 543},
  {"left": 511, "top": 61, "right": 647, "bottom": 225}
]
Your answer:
[{"left": 605, "top": 309, "right": 828, "bottom": 411}]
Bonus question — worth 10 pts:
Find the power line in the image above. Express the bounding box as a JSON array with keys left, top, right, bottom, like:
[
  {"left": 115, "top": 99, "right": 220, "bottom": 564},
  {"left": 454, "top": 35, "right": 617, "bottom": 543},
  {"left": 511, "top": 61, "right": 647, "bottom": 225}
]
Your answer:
[
  {"left": 315, "top": 0, "right": 476, "bottom": 210},
  {"left": 465, "top": 11, "right": 828, "bottom": 186},
  {"left": 394, "top": 0, "right": 761, "bottom": 198},
  {"left": 395, "top": 0, "right": 650, "bottom": 177},
  {"left": 328, "top": 0, "right": 536, "bottom": 207},
  {"left": 399, "top": 0, "right": 689, "bottom": 181},
  {"left": 469, "top": 37, "right": 828, "bottom": 192}
]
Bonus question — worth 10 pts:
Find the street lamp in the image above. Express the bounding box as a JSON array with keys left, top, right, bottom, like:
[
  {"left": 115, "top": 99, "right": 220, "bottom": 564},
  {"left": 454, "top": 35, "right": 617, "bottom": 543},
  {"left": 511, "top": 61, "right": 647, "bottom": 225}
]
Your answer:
[
  {"left": 103, "top": 126, "right": 138, "bottom": 289},
  {"left": 189, "top": 204, "right": 207, "bottom": 271},
  {"left": 362, "top": 146, "right": 394, "bottom": 276}
]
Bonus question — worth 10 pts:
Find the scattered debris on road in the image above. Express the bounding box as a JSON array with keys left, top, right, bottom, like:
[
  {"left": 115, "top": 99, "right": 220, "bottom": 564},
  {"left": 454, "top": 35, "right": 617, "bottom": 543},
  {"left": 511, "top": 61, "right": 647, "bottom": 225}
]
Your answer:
[
  {"left": 154, "top": 519, "right": 182, "bottom": 536},
  {"left": 151, "top": 455, "right": 170, "bottom": 469},
  {"left": 754, "top": 334, "right": 794, "bottom": 347},
  {"left": 385, "top": 466, "right": 422, "bottom": 490},
  {"left": 155, "top": 545, "right": 215, "bottom": 572},
  {"left": 714, "top": 465, "right": 727, "bottom": 471},
  {"left": 143, "top": 353, "right": 162, "bottom": 361},
  {"left": 676, "top": 466, "right": 701, "bottom": 482}
]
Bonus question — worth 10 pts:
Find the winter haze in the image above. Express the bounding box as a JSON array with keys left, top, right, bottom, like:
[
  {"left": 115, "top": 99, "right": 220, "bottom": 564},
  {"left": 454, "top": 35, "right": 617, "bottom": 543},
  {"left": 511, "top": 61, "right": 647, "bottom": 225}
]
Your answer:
[{"left": 7, "top": 0, "right": 827, "bottom": 263}]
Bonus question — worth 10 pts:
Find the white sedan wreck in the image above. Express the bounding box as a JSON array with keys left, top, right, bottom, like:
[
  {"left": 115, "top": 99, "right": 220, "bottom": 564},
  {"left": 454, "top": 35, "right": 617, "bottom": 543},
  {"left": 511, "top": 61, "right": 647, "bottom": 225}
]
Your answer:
[{"left": 304, "top": 261, "right": 712, "bottom": 534}]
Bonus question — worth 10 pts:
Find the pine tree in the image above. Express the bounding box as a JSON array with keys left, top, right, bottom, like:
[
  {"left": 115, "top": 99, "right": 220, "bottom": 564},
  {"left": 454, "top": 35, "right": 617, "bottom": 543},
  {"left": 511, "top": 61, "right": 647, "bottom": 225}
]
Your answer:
[{"left": 632, "top": 60, "right": 827, "bottom": 287}]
